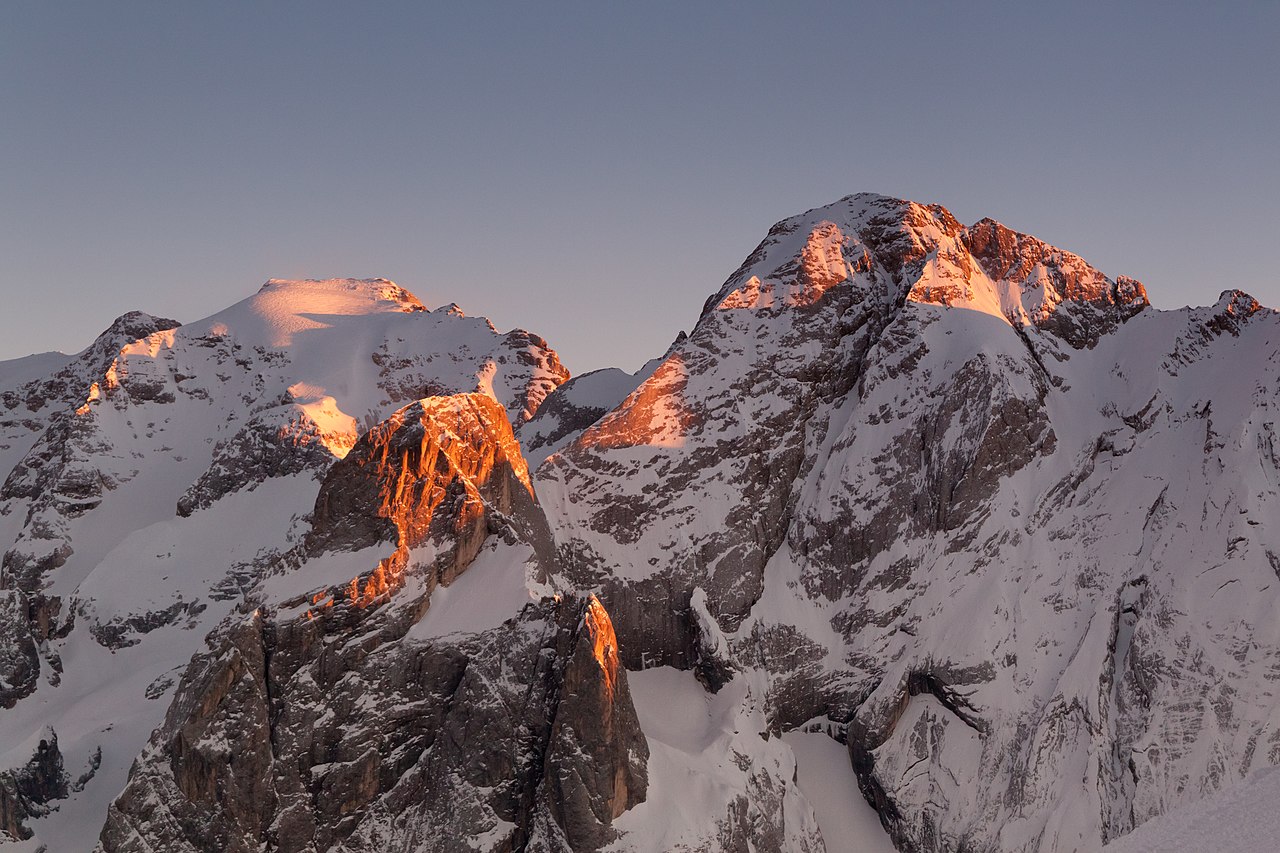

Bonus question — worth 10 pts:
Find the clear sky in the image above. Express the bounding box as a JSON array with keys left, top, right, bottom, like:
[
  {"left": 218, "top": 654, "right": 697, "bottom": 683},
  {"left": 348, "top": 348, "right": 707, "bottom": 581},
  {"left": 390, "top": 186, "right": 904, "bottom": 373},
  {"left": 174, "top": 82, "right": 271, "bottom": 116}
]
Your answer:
[{"left": 2, "top": 2, "right": 1277, "bottom": 373}]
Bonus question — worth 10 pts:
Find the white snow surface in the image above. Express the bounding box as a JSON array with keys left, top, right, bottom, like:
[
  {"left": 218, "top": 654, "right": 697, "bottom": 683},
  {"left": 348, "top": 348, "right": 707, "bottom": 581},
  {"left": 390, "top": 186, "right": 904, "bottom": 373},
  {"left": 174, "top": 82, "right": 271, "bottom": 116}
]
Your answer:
[
  {"left": 1101, "top": 765, "right": 1280, "bottom": 853},
  {"left": 616, "top": 667, "right": 824, "bottom": 852},
  {"left": 781, "top": 731, "right": 896, "bottom": 853},
  {"left": 407, "top": 538, "right": 542, "bottom": 641},
  {"left": 0, "top": 350, "right": 71, "bottom": 391}
]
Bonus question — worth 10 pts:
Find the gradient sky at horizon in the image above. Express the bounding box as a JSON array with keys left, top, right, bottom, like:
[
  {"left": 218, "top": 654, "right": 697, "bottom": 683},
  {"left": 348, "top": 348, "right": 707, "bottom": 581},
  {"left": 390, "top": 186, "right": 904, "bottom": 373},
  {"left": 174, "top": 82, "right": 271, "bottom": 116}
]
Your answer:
[{"left": 2, "top": 2, "right": 1277, "bottom": 373}]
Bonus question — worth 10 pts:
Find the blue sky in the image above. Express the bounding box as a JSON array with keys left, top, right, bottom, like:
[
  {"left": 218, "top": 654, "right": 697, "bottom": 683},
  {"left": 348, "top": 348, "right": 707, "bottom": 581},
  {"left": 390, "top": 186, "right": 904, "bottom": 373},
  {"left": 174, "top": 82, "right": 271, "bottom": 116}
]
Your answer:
[{"left": 2, "top": 2, "right": 1277, "bottom": 372}]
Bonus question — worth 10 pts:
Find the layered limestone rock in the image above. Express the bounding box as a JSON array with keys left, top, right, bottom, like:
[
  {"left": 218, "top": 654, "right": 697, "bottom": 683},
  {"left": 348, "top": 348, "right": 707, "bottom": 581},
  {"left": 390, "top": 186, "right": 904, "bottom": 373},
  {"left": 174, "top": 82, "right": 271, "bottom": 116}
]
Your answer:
[
  {"left": 300, "top": 393, "right": 555, "bottom": 619},
  {"left": 958, "top": 217, "right": 1149, "bottom": 348},
  {"left": 532, "top": 596, "right": 648, "bottom": 852},
  {"left": 98, "top": 594, "right": 647, "bottom": 853},
  {"left": 0, "top": 590, "right": 40, "bottom": 707},
  {"left": 309, "top": 393, "right": 538, "bottom": 558}
]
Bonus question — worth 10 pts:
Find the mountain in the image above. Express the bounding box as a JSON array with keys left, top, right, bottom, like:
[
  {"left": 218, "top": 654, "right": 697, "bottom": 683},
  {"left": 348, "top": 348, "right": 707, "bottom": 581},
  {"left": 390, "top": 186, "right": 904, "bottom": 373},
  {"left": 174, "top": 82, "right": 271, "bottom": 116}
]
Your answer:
[
  {"left": 0, "top": 196, "right": 1276, "bottom": 852},
  {"left": 0, "top": 279, "right": 568, "bottom": 850}
]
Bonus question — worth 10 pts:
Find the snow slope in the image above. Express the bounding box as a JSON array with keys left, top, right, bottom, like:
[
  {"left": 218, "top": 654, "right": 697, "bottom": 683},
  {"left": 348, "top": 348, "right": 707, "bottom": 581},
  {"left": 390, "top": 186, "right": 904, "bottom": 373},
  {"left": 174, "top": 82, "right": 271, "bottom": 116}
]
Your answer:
[
  {"left": 782, "top": 731, "right": 896, "bottom": 853},
  {"left": 1101, "top": 765, "right": 1280, "bottom": 853},
  {"left": 619, "top": 667, "right": 825, "bottom": 853},
  {"left": 0, "top": 351, "right": 72, "bottom": 392}
]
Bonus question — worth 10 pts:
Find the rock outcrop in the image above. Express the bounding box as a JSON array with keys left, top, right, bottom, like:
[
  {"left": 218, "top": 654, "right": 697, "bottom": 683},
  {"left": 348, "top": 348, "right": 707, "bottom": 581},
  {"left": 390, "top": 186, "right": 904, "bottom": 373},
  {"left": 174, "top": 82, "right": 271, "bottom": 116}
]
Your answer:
[
  {"left": 0, "top": 727, "right": 71, "bottom": 840},
  {"left": 177, "top": 401, "right": 356, "bottom": 517},
  {"left": 98, "top": 395, "right": 645, "bottom": 853},
  {"left": 309, "top": 393, "right": 538, "bottom": 558}
]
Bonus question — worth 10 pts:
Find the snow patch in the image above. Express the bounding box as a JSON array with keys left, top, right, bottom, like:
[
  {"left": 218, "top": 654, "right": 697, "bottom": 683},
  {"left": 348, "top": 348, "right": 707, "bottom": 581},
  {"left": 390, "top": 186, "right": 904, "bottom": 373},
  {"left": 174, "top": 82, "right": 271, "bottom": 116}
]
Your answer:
[{"left": 781, "top": 731, "right": 896, "bottom": 853}]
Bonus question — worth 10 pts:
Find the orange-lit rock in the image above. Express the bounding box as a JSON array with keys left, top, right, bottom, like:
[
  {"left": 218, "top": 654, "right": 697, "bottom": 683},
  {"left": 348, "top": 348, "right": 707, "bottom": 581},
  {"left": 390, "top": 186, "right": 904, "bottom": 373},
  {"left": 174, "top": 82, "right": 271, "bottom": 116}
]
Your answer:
[
  {"left": 309, "top": 393, "right": 532, "bottom": 553},
  {"left": 584, "top": 594, "right": 620, "bottom": 699},
  {"left": 305, "top": 393, "right": 546, "bottom": 611},
  {"left": 575, "top": 354, "right": 697, "bottom": 450}
]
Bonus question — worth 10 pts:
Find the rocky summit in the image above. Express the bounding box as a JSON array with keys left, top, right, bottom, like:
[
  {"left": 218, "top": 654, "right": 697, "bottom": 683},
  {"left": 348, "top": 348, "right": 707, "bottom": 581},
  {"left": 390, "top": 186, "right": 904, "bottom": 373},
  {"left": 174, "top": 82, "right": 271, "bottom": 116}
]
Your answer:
[{"left": 0, "top": 195, "right": 1277, "bottom": 852}]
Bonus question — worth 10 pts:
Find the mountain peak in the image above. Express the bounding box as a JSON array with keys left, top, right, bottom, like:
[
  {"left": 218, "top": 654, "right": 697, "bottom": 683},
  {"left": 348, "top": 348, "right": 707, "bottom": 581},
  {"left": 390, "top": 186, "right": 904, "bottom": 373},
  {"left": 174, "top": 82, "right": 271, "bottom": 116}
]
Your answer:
[
  {"left": 99, "top": 310, "right": 182, "bottom": 341},
  {"left": 256, "top": 277, "right": 426, "bottom": 311},
  {"left": 708, "top": 193, "right": 1149, "bottom": 349},
  {"left": 961, "top": 216, "right": 1149, "bottom": 313},
  {"left": 192, "top": 278, "right": 430, "bottom": 349}
]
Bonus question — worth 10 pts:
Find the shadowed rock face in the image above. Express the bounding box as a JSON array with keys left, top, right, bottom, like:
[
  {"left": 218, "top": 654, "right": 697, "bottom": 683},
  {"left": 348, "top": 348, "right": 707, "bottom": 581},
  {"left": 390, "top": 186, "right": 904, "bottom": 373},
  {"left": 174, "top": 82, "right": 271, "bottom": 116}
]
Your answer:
[
  {"left": 177, "top": 404, "right": 353, "bottom": 517},
  {"left": 0, "top": 728, "right": 71, "bottom": 840},
  {"left": 535, "top": 596, "right": 647, "bottom": 851},
  {"left": 0, "top": 591, "right": 40, "bottom": 708},
  {"left": 97, "top": 597, "right": 648, "bottom": 853}
]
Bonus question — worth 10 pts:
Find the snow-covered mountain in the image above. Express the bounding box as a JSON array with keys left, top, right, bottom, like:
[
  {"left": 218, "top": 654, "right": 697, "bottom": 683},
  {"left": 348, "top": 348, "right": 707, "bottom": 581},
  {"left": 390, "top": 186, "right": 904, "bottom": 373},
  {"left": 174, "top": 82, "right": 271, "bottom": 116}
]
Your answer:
[
  {"left": 0, "top": 279, "right": 568, "bottom": 851},
  {"left": 1, "top": 195, "right": 1277, "bottom": 852}
]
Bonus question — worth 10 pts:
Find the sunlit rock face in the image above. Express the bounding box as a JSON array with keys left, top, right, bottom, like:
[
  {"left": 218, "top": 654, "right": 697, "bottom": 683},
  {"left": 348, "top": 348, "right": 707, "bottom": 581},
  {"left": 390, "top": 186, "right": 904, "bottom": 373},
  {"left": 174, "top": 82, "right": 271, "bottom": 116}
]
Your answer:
[
  {"left": 96, "top": 394, "right": 645, "bottom": 853},
  {"left": 515, "top": 350, "right": 680, "bottom": 470},
  {"left": 299, "top": 392, "right": 553, "bottom": 616},
  {"left": 1, "top": 276, "right": 567, "bottom": 615},
  {"left": 309, "top": 393, "right": 535, "bottom": 556}
]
